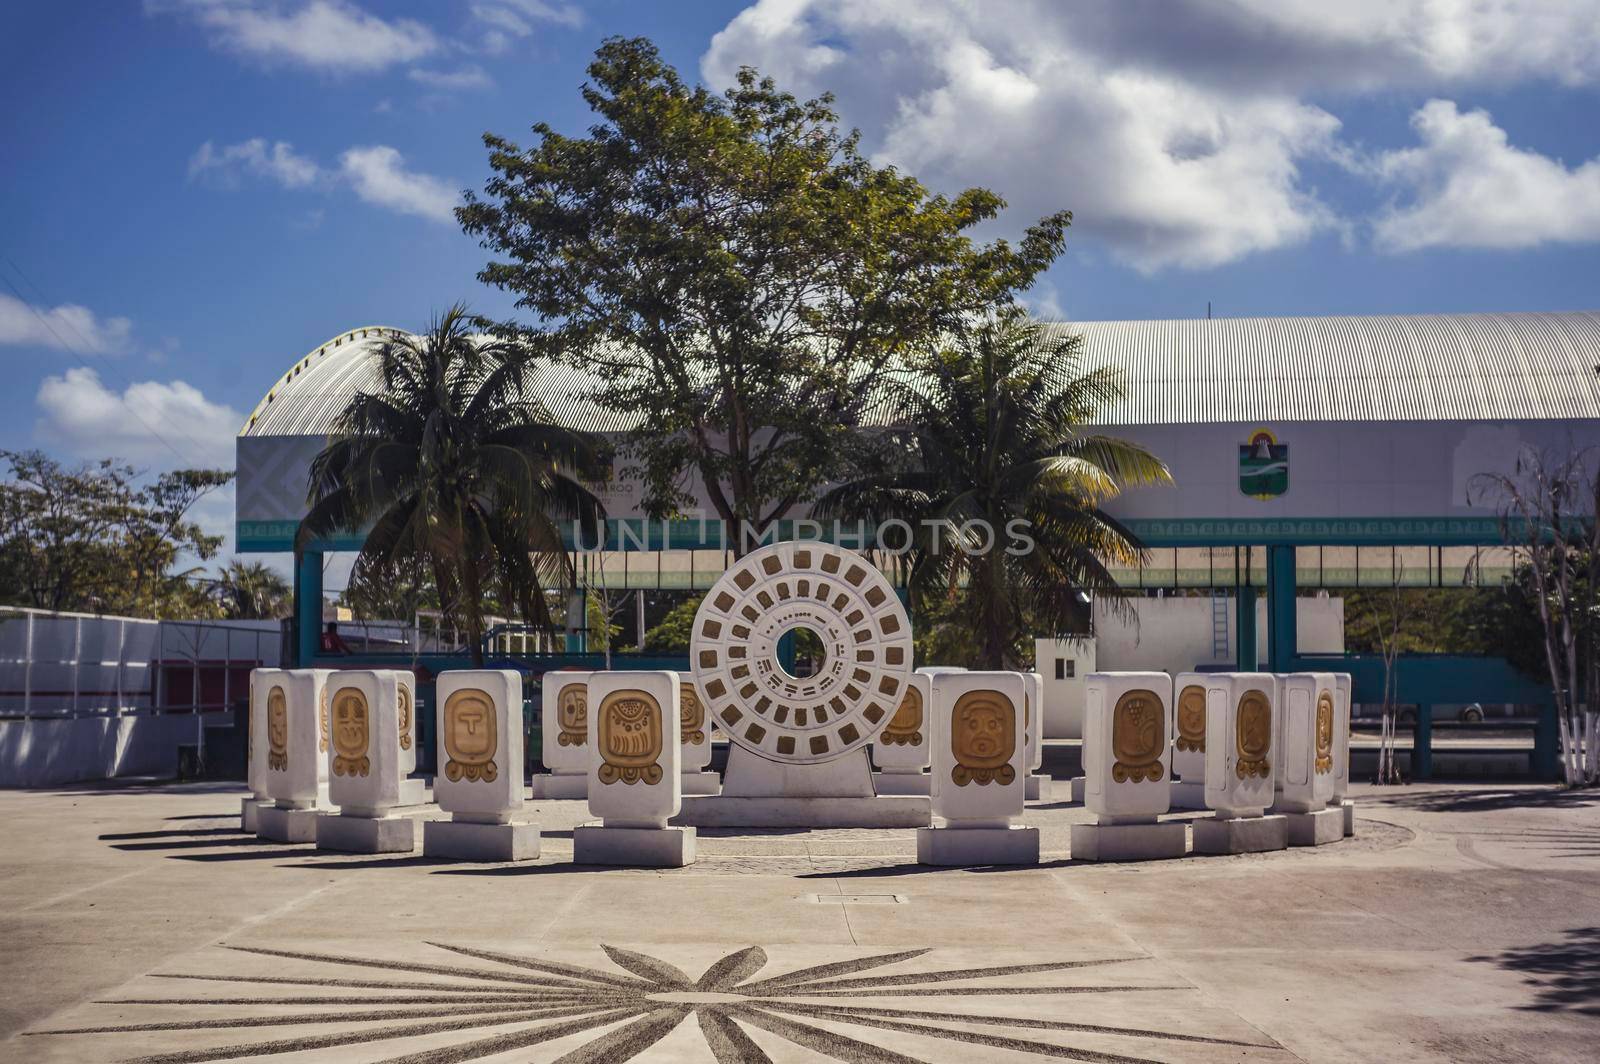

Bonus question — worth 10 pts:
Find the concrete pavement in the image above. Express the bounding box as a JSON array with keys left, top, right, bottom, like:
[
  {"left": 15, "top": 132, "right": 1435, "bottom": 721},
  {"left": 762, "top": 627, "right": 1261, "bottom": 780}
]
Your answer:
[{"left": 1, "top": 779, "right": 1596, "bottom": 1062}]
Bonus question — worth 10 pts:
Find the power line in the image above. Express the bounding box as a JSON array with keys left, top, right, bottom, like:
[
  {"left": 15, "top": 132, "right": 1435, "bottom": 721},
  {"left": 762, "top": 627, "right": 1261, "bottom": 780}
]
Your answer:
[{"left": 0, "top": 255, "right": 219, "bottom": 468}]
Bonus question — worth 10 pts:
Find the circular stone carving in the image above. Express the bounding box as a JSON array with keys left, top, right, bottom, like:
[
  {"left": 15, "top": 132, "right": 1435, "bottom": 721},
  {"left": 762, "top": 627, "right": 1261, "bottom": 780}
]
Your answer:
[{"left": 691, "top": 542, "right": 912, "bottom": 764}]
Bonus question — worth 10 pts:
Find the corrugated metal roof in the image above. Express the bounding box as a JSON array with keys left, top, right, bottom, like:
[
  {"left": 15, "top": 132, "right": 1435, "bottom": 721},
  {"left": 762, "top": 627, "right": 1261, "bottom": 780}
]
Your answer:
[{"left": 241, "top": 311, "right": 1600, "bottom": 437}]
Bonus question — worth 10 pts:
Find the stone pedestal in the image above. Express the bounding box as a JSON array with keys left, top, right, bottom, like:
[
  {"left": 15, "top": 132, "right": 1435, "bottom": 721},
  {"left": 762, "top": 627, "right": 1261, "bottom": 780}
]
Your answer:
[
  {"left": 675, "top": 796, "right": 930, "bottom": 828},
  {"left": 1070, "top": 776, "right": 1085, "bottom": 803},
  {"left": 240, "top": 796, "right": 269, "bottom": 833},
  {"left": 1024, "top": 774, "right": 1052, "bottom": 801},
  {"left": 1339, "top": 798, "right": 1355, "bottom": 836},
  {"left": 397, "top": 777, "right": 430, "bottom": 807},
  {"left": 1070, "top": 821, "right": 1187, "bottom": 862},
  {"left": 874, "top": 771, "right": 930, "bottom": 796},
  {"left": 529, "top": 773, "right": 587, "bottom": 799},
  {"left": 1192, "top": 814, "right": 1288, "bottom": 854},
  {"left": 681, "top": 771, "right": 722, "bottom": 796},
  {"left": 423, "top": 819, "right": 540, "bottom": 862},
  {"left": 573, "top": 825, "right": 695, "bottom": 868},
  {"left": 918, "top": 825, "right": 1039, "bottom": 866},
  {"left": 1170, "top": 780, "right": 1207, "bottom": 810},
  {"left": 1285, "top": 807, "right": 1344, "bottom": 846},
  {"left": 256, "top": 804, "right": 320, "bottom": 843},
  {"left": 316, "top": 813, "right": 418, "bottom": 854}
]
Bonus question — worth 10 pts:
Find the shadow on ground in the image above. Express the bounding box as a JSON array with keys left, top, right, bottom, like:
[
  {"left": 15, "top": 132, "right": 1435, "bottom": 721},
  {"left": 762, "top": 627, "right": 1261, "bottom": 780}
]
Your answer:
[
  {"left": 1470, "top": 927, "right": 1600, "bottom": 1015},
  {"left": 1364, "top": 787, "right": 1600, "bottom": 814}
]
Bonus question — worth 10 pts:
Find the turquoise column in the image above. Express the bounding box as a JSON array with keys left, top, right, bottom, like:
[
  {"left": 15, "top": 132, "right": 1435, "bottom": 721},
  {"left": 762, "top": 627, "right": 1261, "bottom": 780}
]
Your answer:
[
  {"left": 1412, "top": 705, "right": 1433, "bottom": 780},
  {"left": 293, "top": 550, "right": 323, "bottom": 667},
  {"left": 1235, "top": 589, "right": 1258, "bottom": 670},
  {"left": 1266, "top": 545, "right": 1297, "bottom": 674}
]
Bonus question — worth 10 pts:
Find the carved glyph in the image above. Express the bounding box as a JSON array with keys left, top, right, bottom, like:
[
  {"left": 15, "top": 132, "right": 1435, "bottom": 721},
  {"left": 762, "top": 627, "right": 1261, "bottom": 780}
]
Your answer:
[
  {"left": 443, "top": 689, "right": 499, "bottom": 783},
  {"left": 1235, "top": 689, "right": 1272, "bottom": 779},
  {"left": 679, "top": 682, "right": 706, "bottom": 746},
  {"left": 557, "top": 685, "right": 587, "bottom": 748},
  {"left": 1111, "top": 689, "right": 1165, "bottom": 783},
  {"left": 881, "top": 684, "right": 924, "bottom": 746},
  {"left": 950, "top": 691, "right": 1016, "bottom": 787},
  {"left": 330, "top": 688, "right": 370, "bottom": 777},
  {"left": 266, "top": 685, "right": 288, "bottom": 771},
  {"left": 1315, "top": 689, "right": 1334, "bottom": 775},
  {"left": 397, "top": 683, "right": 413, "bottom": 752},
  {"left": 1175, "top": 684, "right": 1206, "bottom": 753},
  {"left": 597, "top": 689, "right": 664, "bottom": 786}
]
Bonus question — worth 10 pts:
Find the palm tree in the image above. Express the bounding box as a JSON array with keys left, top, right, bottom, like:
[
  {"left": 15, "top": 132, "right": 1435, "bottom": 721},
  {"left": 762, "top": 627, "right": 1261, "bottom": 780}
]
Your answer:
[
  {"left": 298, "top": 306, "right": 603, "bottom": 665},
  {"left": 815, "top": 308, "right": 1172, "bottom": 668},
  {"left": 217, "top": 559, "right": 291, "bottom": 619}
]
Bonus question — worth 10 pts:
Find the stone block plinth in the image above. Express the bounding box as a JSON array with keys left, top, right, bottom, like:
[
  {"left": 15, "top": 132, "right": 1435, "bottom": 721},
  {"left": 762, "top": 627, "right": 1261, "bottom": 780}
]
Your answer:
[
  {"left": 917, "top": 825, "right": 1039, "bottom": 866},
  {"left": 315, "top": 813, "right": 418, "bottom": 854},
  {"left": 1070, "top": 820, "right": 1187, "bottom": 862},
  {"left": 1286, "top": 807, "right": 1343, "bottom": 846},
  {"left": 423, "top": 819, "right": 540, "bottom": 862},
  {"left": 573, "top": 825, "right": 695, "bottom": 868},
  {"left": 256, "top": 804, "right": 319, "bottom": 844},
  {"left": 1192, "top": 814, "right": 1288, "bottom": 854}
]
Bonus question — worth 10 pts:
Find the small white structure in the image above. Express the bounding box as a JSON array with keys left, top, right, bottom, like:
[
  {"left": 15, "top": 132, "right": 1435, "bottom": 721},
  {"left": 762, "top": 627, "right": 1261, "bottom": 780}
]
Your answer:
[
  {"left": 256, "top": 669, "right": 330, "bottom": 843},
  {"left": 1023, "top": 671, "right": 1050, "bottom": 800},
  {"left": 242, "top": 668, "right": 281, "bottom": 831},
  {"left": 1193, "top": 673, "right": 1287, "bottom": 854},
  {"left": 1071, "top": 672, "right": 1186, "bottom": 861},
  {"left": 317, "top": 671, "right": 419, "bottom": 853},
  {"left": 1275, "top": 672, "right": 1342, "bottom": 846},
  {"left": 676, "top": 674, "right": 720, "bottom": 795},
  {"left": 1034, "top": 637, "right": 1095, "bottom": 738},
  {"left": 574, "top": 671, "right": 694, "bottom": 867},
  {"left": 1170, "top": 672, "right": 1209, "bottom": 810},
  {"left": 872, "top": 672, "right": 931, "bottom": 796},
  {"left": 424, "top": 670, "right": 539, "bottom": 861},
  {"left": 1332, "top": 672, "right": 1354, "bottom": 836},
  {"left": 533, "top": 670, "right": 591, "bottom": 799},
  {"left": 919, "top": 671, "right": 1038, "bottom": 865}
]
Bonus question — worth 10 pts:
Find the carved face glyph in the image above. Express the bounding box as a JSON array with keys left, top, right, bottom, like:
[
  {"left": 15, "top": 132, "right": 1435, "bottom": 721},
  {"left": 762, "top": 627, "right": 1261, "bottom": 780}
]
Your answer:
[
  {"left": 953, "top": 694, "right": 1012, "bottom": 769},
  {"left": 266, "top": 686, "right": 288, "bottom": 762},
  {"left": 331, "top": 690, "right": 369, "bottom": 760},
  {"left": 445, "top": 692, "right": 496, "bottom": 763},
  {"left": 1176, "top": 685, "right": 1206, "bottom": 752},
  {"left": 397, "top": 684, "right": 413, "bottom": 751},
  {"left": 1315, "top": 689, "right": 1334, "bottom": 773}
]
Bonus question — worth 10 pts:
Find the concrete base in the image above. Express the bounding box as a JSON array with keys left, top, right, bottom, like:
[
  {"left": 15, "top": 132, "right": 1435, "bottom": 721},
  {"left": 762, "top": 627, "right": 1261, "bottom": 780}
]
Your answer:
[
  {"left": 1070, "top": 776, "right": 1085, "bottom": 803},
  {"left": 918, "top": 825, "right": 1040, "bottom": 866},
  {"left": 1170, "top": 779, "right": 1208, "bottom": 810},
  {"left": 1286, "top": 806, "right": 1344, "bottom": 847},
  {"left": 397, "top": 777, "right": 430, "bottom": 806},
  {"left": 573, "top": 824, "right": 695, "bottom": 868},
  {"left": 1025, "top": 774, "right": 1052, "bottom": 801},
  {"left": 1338, "top": 798, "right": 1356, "bottom": 836},
  {"left": 423, "top": 819, "right": 539, "bottom": 862},
  {"left": 681, "top": 771, "right": 722, "bottom": 796},
  {"left": 673, "top": 795, "right": 931, "bottom": 828},
  {"left": 873, "top": 771, "right": 930, "bottom": 796},
  {"left": 255, "top": 805, "right": 320, "bottom": 843},
  {"left": 722, "top": 746, "right": 873, "bottom": 797},
  {"left": 1192, "top": 814, "right": 1289, "bottom": 855},
  {"left": 315, "top": 813, "right": 418, "bottom": 854},
  {"left": 1070, "top": 820, "right": 1188, "bottom": 862},
  {"left": 240, "top": 796, "right": 269, "bottom": 833},
  {"left": 529, "top": 773, "right": 587, "bottom": 800}
]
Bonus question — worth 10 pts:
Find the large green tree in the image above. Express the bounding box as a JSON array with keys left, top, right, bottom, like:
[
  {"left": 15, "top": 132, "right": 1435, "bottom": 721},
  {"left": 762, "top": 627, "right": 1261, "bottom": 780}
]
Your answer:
[
  {"left": 458, "top": 37, "right": 1071, "bottom": 552},
  {"left": 298, "top": 307, "right": 604, "bottom": 665},
  {"left": 0, "top": 449, "right": 231, "bottom": 617},
  {"left": 815, "top": 310, "right": 1172, "bottom": 668}
]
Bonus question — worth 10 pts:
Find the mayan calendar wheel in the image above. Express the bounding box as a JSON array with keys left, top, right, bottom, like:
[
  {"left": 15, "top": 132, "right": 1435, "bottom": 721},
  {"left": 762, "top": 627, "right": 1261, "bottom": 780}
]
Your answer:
[{"left": 691, "top": 542, "right": 912, "bottom": 764}]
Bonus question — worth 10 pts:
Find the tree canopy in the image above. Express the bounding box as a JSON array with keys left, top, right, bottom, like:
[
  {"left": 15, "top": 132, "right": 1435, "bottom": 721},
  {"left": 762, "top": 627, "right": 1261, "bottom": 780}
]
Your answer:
[
  {"left": 459, "top": 36, "right": 1071, "bottom": 552},
  {"left": 0, "top": 449, "right": 233, "bottom": 618}
]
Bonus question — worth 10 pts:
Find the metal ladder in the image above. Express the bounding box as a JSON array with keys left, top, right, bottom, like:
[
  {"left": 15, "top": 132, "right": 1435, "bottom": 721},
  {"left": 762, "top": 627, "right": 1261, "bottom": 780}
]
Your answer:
[{"left": 1210, "top": 591, "right": 1230, "bottom": 660}]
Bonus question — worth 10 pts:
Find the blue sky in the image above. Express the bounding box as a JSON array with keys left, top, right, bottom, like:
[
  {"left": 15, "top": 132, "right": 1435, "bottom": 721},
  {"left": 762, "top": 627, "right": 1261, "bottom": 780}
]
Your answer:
[{"left": 3, "top": 1, "right": 1600, "bottom": 570}]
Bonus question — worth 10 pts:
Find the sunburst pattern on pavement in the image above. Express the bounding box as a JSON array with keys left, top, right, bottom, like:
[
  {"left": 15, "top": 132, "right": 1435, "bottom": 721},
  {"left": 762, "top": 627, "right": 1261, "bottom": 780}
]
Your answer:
[{"left": 30, "top": 941, "right": 1287, "bottom": 1062}]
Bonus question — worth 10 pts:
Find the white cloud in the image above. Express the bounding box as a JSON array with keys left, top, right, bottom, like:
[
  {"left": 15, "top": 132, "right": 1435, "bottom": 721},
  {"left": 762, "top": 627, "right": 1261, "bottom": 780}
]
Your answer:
[
  {"left": 407, "top": 65, "right": 494, "bottom": 92},
  {"left": 187, "top": 137, "right": 321, "bottom": 188},
  {"left": 150, "top": 0, "right": 437, "bottom": 73},
  {"left": 701, "top": 0, "right": 1600, "bottom": 269},
  {"left": 0, "top": 293, "right": 132, "bottom": 354},
  {"left": 35, "top": 367, "right": 241, "bottom": 469},
  {"left": 1372, "top": 99, "right": 1600, "bottom": 252},
  {"left": 470, "top": 0, "right": 583, "bottom": 52},
  {"left": 338, "top": 146, "right": 459, "bottom": 222}
]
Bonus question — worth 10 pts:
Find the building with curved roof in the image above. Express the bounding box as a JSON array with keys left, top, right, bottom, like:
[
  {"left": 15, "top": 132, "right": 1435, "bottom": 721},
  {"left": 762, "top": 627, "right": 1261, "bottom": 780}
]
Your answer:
[{"left": 238, "top": 310, "right": 1598, "bottom": 683}]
